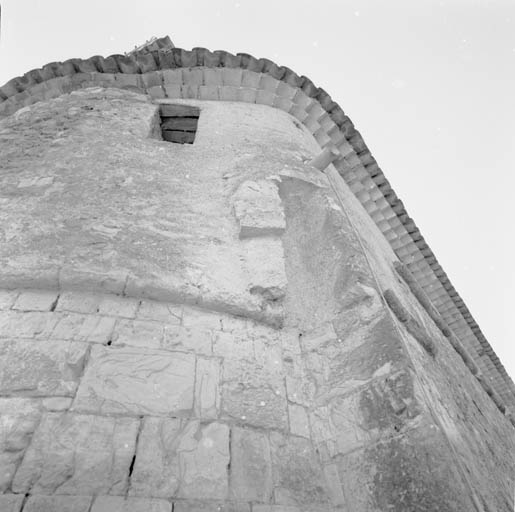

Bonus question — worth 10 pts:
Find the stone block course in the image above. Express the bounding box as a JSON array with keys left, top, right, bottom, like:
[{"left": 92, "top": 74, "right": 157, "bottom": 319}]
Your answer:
[{"left": 12, "top": 412, "right": 139, "bottom": 495}]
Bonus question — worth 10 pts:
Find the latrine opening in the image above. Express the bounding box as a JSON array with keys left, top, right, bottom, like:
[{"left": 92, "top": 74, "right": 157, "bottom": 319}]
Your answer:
[{"left": 159, "top": 104, "right": 200, "bottom": 144}]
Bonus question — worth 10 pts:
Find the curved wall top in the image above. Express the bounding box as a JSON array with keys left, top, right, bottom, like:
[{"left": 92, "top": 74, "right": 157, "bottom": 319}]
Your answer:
[{"left": 1, "top": 35, "right": 513, "bottom": 411}]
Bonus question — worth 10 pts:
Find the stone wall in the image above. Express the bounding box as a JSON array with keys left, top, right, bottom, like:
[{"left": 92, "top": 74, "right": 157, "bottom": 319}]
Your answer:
[{"left": 0, "top": 89, "right": 513, "bottom": 511}]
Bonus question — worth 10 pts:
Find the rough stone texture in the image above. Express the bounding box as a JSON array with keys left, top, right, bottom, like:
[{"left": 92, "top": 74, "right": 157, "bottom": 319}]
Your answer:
[
  {"left": 0, "top": 339, "right": 88, "bottom": 396},
  {"left": 91, "top": 496, "right": 172, "bottom": 512},
  {"left": 130, "top": 419, "right": 229, "bottom": 500},
  {"left": 0, "top": 398, "right": 41, "bottom": 492},
  {"left": 0, "top": 89, "right": 513, "bottom": 510},
  {"left": 232, "top": 179, "right": 286, "bottom": 238},
  {"left": 73, "top": 345, "right": 195, "bottom": 415},
  {"left": 12, "top": 413, "right": 139, "bottom": 495},
  {"left": 23, "top": 495, "right": 93, "bottom": 512},
  {"left": 229, "top": 427, "right": 272, "bottom": 502},
  {"left": 0, "top": 494, "right": 24, "bottom": 512}
]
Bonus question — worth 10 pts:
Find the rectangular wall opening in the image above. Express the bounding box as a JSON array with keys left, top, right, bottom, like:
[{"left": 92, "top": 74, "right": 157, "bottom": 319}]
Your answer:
[{"left": 160, "top": 104, "right": 200, "bottom": 144}]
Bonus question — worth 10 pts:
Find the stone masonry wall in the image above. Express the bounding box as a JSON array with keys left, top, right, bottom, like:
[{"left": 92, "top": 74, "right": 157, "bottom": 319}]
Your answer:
[{"left": 0, "top": 88, "right": 513, "bottom": 511}]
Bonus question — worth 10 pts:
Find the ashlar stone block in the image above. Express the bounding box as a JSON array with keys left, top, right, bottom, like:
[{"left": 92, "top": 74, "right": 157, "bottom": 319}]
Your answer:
[
  {"left": 73, "top": 345, "right": 195, "bottom": 416},
  {"left": 221, "top": 357, "right": 288, "bottom": 430},
  {"left": 229, "top": 427, "right": 272, "bottom": 502},
  {"left": 13, "top": 290, "right": 58, "bottom": 312},
  {"left": 0, "top": 398, "right": 41, "bottom": 492},
  {"left": 130, "top": 419, "right": 229, "bottom": 500},
  {"left": 0, "top": 339, "right": 88, "bottom": 396},
  {"left": 12, "top": 412, "right": 139, "bottom": 495}
]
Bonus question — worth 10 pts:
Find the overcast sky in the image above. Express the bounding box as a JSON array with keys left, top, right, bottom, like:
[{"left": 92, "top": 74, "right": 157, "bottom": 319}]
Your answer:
[{"left": 0, "top": 0, "right": 514, "bottom": 380}]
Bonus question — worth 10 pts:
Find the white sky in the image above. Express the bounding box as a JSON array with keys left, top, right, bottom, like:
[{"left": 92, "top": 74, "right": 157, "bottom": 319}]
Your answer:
[{"left": 0, "top": 0, "right": 514, "bottom": 380}]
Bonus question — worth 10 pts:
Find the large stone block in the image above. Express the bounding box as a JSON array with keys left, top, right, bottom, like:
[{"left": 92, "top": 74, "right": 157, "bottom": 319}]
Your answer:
[
  {"left": 0, "top": 339, "right": 87, "bottom": 396},
  {"left": 12, "top": 412, "right": 139, "bottom": 495},
  {"left": 73, "top": 345, "right": 195, "bottom": 416},
  {"left": 0, "top": 398, "right": 41, "bottom": 492},
  {"left": 174, "top": 501, "right": 249, "bottom": 512},
  {"left": 221, "top": 357, "right": 288, "bottom": 430},
  {"left": 130, "top": 419, "right": 229, "bottom": 500},
  {"left": 229, "top": 427, "right": 272, "bottom": 502}
]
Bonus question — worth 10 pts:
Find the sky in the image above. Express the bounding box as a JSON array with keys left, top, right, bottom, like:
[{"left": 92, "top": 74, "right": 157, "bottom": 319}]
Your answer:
[{"left": 0, "top": 0, "right": 514, "bottom": 380}]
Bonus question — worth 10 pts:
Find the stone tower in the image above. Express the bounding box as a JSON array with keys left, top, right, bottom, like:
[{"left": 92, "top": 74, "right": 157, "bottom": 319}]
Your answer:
[{"left": 0, "top": 37, "right": 514, "bottom": 512}]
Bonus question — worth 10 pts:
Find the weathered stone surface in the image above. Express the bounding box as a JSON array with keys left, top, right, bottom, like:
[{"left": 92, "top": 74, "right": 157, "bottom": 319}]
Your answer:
[
  {"left": 97, "top": 295, "right": 139, "bottom": 318},
  {"left": 244, "top": 238, "right": 287, "bottom": 305},
  {"left": 51, "top": 312, "right": 116, "bottom": 343},
  {"left": 221, "top": 357, "right": 288, "bottom": 430},
  {"left": 270, "top": 432, "right": 330, "bottom": 506},
  {"left": 12, "top": 290, "right": 58, "bottom": 312},
  {"left": 0, "top": 398, "right": 41, "bottom": 492},
  {"left": 0, "top": 311, "right": 58, "bottom": 339},
  {"left": 336, "top": 422, "right": 477, "bottom": 511},
  {"left": 0, "top": 339, "right": 88, "bottom": 396},
  {"left": 0, "top": 290, "right": 18, "bottom": 310},
  {"left": 130, "top": 417, "right": 182, "bottom": 498},
  {"left": 12, "top": 412, "right": 139, "bottom": 494},
  {"left": 174, "top": 501, "right": 250, "bottom": 512},
  {"left": 232, "top": 179, "right": 285, "bottom": 238},
  {"left": 55, "top": 291, "right": 102, "bottom": 314},
  {"left": 130, "top": 419, "right": 230, "bottom": 499},
  {"left": 42, "top": 397, "right": 73, "bottom": 411},
  {"left": 229, "top": 427, "right": 272, "bottom": 502},
  {"left": 23, "top": 495, "right": 93, "bottom": 512},
  {"left": 91, "top": 496, "right": 172, "bottom": 512},
  {"left": 137, "top": 299, "right": 182, "bottom": 324},
  {"left": 177, "top": 421, "right": 230, "bottom": 499},
  {"left": 194, "top": 357, "right": 221, "bottom": 418},
  {"left": 288, "top": 404, "right": 310, "bottom": 438},
  {"left": 0, "top": 494, "right": 24, "bottom": 512},
  {"left": 310, "top": 369, "right": 423, "bottom": 459},
  {"left": 73, "top": 345, "right": 195, "bottom": 415},
  {"left": 112, "top": 319, "right": 164, "bottom": 348},
  {"left": 163, "top": 324, "right": 212, "bottom": 355}
]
